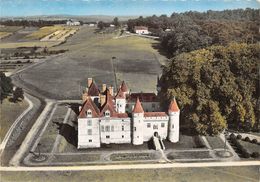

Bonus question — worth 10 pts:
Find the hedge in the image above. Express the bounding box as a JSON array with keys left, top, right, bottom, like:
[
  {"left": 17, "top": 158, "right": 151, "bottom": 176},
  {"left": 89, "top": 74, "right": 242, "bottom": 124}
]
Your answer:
[
  {"left": 251, "top": 139, "right": 258, "bottom": 144},
  {"left": 251, "top": 152, "right": 259, "bottom": 158},
  {"left": 236, "top": 135, "right": 242, "bottom": 140}
]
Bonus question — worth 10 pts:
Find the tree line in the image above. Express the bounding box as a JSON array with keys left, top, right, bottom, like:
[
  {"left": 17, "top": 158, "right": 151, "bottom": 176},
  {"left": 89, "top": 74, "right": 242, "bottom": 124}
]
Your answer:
[
  {"left": 127, "top": 8, "right": 260, "bottom": 57},
  {"left": 0, "top": 20, "right": 67, "bottom": 27}
]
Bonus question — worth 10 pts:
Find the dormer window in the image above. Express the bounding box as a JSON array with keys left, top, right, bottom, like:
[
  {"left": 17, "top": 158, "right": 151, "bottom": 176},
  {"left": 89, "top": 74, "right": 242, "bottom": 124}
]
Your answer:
[
  {"left": 86, "top": 109, "right": 92, "bottom": 117},
  {"left": 105, "top": 110, "right": 110, "bottom": 117}
]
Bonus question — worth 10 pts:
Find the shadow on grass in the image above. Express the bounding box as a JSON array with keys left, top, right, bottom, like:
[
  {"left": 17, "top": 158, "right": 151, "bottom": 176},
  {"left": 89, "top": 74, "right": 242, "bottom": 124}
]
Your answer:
[
  {"left": 54, "top": 122, "right": 78, "bottom": 147},
  {"left": 151, "top": 42, "right": 172, "bottom": 59}
]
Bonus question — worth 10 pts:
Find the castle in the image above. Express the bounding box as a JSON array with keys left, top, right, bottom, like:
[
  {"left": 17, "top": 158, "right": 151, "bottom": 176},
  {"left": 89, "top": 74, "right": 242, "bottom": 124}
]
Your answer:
[{"left": 77, "top": 78, "right": 180, "bottom": 149}]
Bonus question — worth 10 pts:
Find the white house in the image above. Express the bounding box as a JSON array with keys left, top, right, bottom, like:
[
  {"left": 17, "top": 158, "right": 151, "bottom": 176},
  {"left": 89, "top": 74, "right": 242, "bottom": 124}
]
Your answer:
[
  {"left": 66, "top": 20, "right": 80, "bottom": 26},
  {"left": 77, "top": 78, "right": 180, "bottom": 149},
  {"left": 134, "top": 26, "right": 149, "bottom": 35}
]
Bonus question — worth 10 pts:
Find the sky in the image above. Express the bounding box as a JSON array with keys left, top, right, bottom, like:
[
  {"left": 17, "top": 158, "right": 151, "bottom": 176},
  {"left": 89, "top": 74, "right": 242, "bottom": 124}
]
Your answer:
[{"left": 0, "top": 0, "right": 259, "bottom": 17}]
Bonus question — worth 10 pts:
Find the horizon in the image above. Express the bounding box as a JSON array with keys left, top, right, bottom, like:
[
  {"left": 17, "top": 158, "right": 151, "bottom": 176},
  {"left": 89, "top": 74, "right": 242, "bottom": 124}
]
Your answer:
[{"left": 0, "top": 0, "right": 259, "bottom": 17}]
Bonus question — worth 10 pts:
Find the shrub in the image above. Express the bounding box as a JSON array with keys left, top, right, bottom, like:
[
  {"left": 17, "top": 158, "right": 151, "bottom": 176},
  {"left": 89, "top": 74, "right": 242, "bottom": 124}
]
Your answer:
[
  {"left": 230, "top": 133, "right": 236, "bottom": 139},
  {"left": 236, "top": 134, "right": 242, "bottom": 140},
  {"left": 251, "top": 139, "right": 258, "bottom": 144},
  {"left": 251, "top": 152, "right": 259, "bottom": 158},
  {"left": 245, "top": 137, "right": 251, "bottom": 142},
  {"left": 242, "top": 151, "right": 251, "bottom": 158}
]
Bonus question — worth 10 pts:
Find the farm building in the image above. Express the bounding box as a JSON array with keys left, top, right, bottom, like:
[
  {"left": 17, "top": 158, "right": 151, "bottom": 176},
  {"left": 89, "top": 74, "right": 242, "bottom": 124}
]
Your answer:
[
  {"left": 77, "top": 78, "right": 180, "bottom": 149},
  {"left": 134, "top": 26, "right": 149, "bottom": 35},
  {"left": 66, "top": 20, "right": 80, "bottom": 26}
]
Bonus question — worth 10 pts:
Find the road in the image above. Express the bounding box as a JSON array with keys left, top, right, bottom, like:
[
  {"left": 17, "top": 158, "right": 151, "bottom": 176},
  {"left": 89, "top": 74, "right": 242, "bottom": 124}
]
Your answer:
[{"left": 1, "top": 160, "right": 259, "bottom": 171}]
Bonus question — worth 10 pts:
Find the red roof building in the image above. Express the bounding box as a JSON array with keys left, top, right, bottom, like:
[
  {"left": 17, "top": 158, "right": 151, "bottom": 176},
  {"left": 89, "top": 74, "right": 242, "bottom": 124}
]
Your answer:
[{"left": 79, "top": 97, "right": 100, "bottom": 118}]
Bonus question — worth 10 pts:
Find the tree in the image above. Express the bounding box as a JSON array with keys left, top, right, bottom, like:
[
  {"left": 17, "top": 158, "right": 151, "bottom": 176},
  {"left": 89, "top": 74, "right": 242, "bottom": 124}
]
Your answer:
[
  {"left": 159, "top": 43, "right": 260, "bottom": 135},
  {"left": 113, "top": 17, "right": 119, "bottom": 27},
  {"left": 97, "top": 21, "right": 105, "bottom": 30},
  {"left": 0, "top": 72, "right": 13, "bottom": 103},
  {"left": 13, "top": 87, "right": 24, "bottom": 102}
]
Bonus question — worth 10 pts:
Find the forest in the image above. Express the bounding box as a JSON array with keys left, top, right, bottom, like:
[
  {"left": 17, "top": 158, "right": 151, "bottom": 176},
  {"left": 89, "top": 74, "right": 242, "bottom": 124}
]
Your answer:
[{"left": 128, "top": 8, "right": 260, "bottom": 134}]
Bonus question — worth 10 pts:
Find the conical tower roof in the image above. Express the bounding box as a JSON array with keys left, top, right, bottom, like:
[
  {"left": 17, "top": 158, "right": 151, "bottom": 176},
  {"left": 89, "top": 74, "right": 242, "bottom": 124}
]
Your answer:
[
  {"left": 132, "top": 97, "right": 144, "bottom": 113},
  {"left": 120, "top": 81, "right": 128, "bottom": 92},
  {"left": 168, "top": 97, "right": 180, "bottom": 112}
]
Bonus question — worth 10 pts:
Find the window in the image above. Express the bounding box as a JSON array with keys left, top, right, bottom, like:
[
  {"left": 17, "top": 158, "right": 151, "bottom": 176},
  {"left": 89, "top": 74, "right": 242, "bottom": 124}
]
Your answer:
[
  {"left": 122, "top": 135, "right": 124, "bottom": 138},
  {"left": 172, "top": 124, "right": 174, "bottom": 129},
  {"left": 122, "top": 125, "right": 124, "bottom": 131},
  {"left": 101, "top": 125, "right": 104, "bottom": 132},
  {"left": 105, "top": 126, "right": 110, "bottom": 132},
  {"left": 111, "top": 126, "right": 114, "bottom": 132},
  {"left": 87, "top": 129, "right": 92, "bottom": 135},
  {"left": 87, "top": 120, "right": 92, "bottom": 126},
  {"left": 134, "top": 127, "right": 136, "bottom": 131},
  {"left": 147, "top": 123, "right": 151, "bottom": 128},
  {"left": 152, "top": 103, "right": 155, "bottom": 108},
  {"left": 161, "top": 123, "right": 165, "bottom": 128},
  {"left": 106, "top": 135, "right": 110, "bottom": 138},
  {"left": 105, "top": 110, "right": 110, "bottom": 117},
  {"left": 153, "top": 125, "right": 158, "bottom": 129},
  {"left": 89, "top": 139, "right": 92, "bottom": 142},
  {"left": 86, "top": 109, "right": 92, "bottom": 117}
]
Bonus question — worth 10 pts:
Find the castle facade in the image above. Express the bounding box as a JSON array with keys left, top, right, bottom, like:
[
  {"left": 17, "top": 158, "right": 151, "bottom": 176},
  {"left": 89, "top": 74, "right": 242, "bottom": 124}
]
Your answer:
[{"left": 77, "top": 78, "right": 180, "bottom": 149}]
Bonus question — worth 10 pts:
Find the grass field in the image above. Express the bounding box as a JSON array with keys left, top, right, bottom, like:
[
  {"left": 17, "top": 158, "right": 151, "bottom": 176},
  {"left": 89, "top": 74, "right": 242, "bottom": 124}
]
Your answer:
[
  {"left": 1, "top": 166, "right": 259, "bottom": 182},
  {"left": 0, "top": 26, "right": 22, "bottom": 33},
  {"left": 0, "top": 32, "right": 12, "bottom": 39},
  {"left": 0, "top": 41, "right": 59, "bottom": 49},
  {"left": 16, "top": 26, "right": 165, "bottom": 100},
  {"left": 0, "top": 97, "right": 28, "bottom": 142},
  {"left": 26, "top": 25, "right": 77, "bottom": 40}
]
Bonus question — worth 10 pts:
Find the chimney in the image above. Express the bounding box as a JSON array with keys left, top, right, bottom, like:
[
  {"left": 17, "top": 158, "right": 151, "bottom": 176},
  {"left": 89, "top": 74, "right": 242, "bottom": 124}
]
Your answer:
[
  {"left": 87, "top": 78, "right": 93, "bottom": 88},
  {"left": 100, "top": 95, "right": 106, "bottom": 106},
  {"left": 109, "top": 86, "right": 114, "bottom": 96},
  {"left": 102, "top": 84, "right": 107, "bottom": 92}
]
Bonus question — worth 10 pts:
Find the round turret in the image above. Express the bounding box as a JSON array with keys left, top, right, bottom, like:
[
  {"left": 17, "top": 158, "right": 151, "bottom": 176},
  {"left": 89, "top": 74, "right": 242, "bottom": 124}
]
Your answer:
[
  {"left": 168, "top": 98, "right": 180, "bottom": 143},
  {"left": 132, "top": 98, "right": 144, "bottom": 145}
]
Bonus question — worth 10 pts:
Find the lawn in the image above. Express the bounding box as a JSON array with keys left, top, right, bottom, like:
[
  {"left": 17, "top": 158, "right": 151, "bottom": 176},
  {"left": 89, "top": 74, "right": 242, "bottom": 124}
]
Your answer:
[
  {"left": 0, "top": 97, "right": 28, "bottom": 142},
  {"left": 1, "top": 166, "right": 259, "bottom": 182},
  {"left": 35, "top": 105, "right": 68, "bottom": 153},
  {"left": 206, "top": 136, "right": 225, "bottom": 149},
  {"left": 239, "top": 140, "right": 260, "bottom": 154},
  {"left": 167, "top": 151, "right": 211, "bottom": 160},
  {"left": 110, "top": 152, "right": 154, "bottom": 161},
  {"left": 164, "top": 135, "right": 206, "bottom": 150}
]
